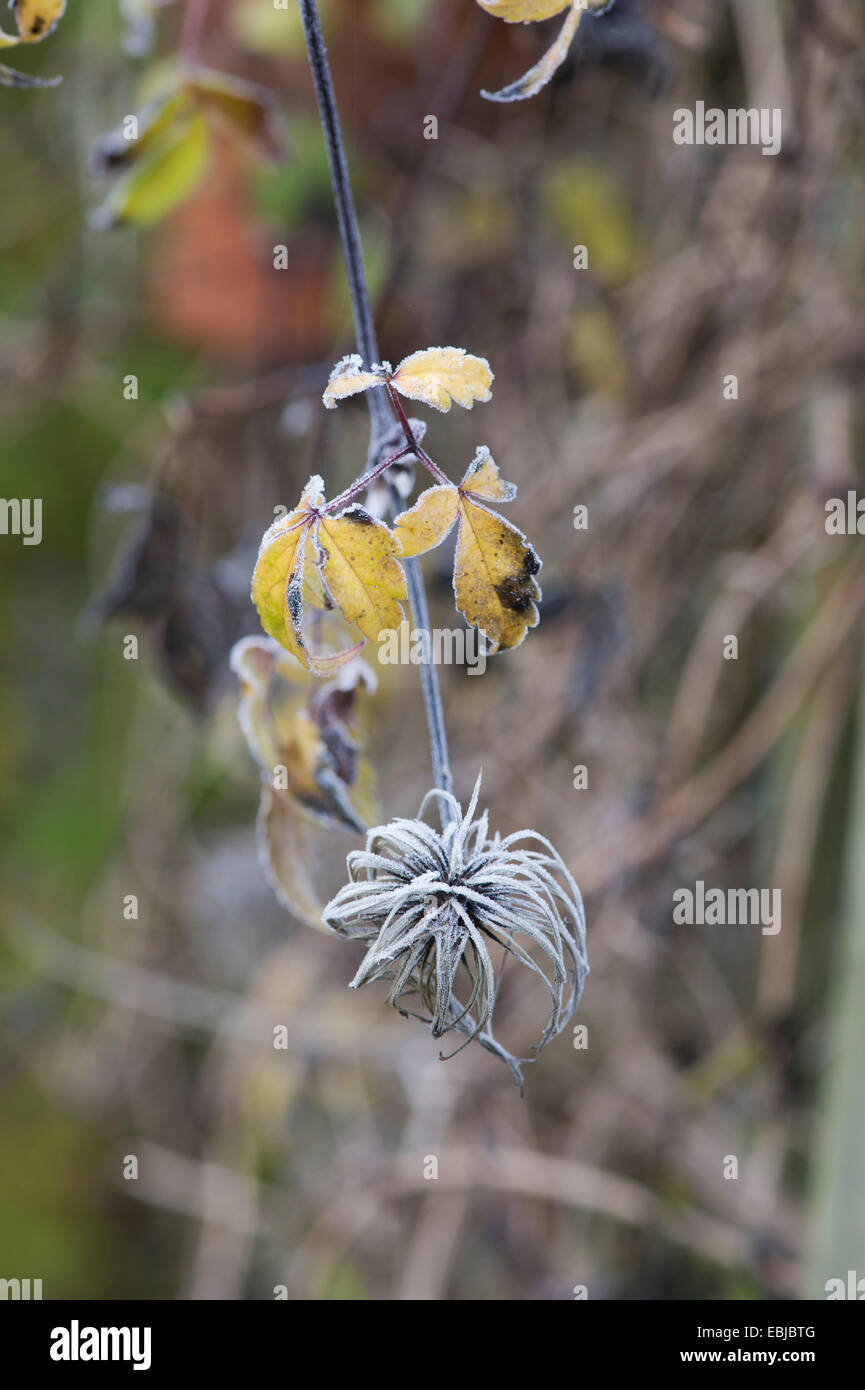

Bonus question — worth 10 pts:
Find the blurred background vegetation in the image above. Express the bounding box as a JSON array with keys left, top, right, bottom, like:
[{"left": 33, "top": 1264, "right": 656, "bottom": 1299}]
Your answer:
[{"left": 2, "top": 0, "right": 865, "bottom": 1299}]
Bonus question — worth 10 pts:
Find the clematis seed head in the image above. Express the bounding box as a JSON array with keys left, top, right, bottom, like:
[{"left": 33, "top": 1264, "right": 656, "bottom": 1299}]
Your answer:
[{"left": 323, "top": 774, "right": 588, "bottom": 1088}]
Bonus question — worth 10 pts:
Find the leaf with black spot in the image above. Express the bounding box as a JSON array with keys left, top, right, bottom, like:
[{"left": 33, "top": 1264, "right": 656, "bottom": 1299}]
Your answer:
[
  {"left": 0, "top": 0, "right": 65, "bottom": 87},
  {"left": 395, "top": 447, "right": 541, "bottom": 653}
]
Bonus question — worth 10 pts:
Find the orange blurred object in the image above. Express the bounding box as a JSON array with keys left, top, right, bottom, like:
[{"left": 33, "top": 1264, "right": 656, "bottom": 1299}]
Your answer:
[{"left": 149, "top": 136, "right": 331, "bottom": 365}]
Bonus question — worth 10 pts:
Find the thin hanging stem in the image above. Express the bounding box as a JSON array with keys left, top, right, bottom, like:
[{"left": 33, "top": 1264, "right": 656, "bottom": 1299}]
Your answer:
[
  {"left": 401, "top": 522, "right": 455, "bottom": 804},
  {"left": 298, "top": 0, "right": 390, "bottom": 450},
  {"left": 298, "top": 0, "right": 455, "bottom": 810}
]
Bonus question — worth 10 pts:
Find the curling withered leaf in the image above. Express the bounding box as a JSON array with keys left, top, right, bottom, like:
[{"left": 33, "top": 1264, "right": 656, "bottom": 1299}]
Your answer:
[
  {"left": 323, "top": 347, "right": 493, "bottom": 414},
  {"left": 476, "top": 0, "right": 614, "bottom": 104},
  {"left": 0, "top": 0, "right": 66, "bottom": 89},
  {"left": 232, "top": 636, "right": 376, "bottom": 927},
  {"left": 183, "top": 66, "right": 285, "bottom": 161},
  {"left": 395, "top": 447, "right": 540, "bottom": 653},
  {"left": 252, "top": 476, "right": 407, "bottom": 673}
]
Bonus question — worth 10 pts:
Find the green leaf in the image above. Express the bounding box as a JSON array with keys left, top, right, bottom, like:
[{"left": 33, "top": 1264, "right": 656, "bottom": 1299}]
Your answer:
[
  {"left": 89, "top": 86, "right": 192, "bottom": 176},
  {"left": 91, "top": 111, "right": 210, "bottom": 230}
]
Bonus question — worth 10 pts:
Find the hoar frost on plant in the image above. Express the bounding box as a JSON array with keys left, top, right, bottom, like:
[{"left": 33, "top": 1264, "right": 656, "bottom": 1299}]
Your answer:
[{"left": 323, "top": 774, "right": 588, "bottom": 1087}]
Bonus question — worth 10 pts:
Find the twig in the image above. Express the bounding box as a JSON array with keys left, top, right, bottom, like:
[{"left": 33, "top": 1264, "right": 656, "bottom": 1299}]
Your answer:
[
  {"left": 758, "top": 653, "right": 856, "bottom": 1016},
  {"left": 575, "top": 557, "right": 865, "bottom": 895},
  {"left": 663, "top": 493, "right": 817, "bottom": 786},
  {"left": 5, "top": 912, "right": 400, "bottom": 1063},
  {"left": 311, "top": 1145, "right": 798, "bottom": 1293}
]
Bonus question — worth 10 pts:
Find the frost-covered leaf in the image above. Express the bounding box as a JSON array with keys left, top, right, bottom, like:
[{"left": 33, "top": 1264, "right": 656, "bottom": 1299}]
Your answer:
[
  {"left": 251, "top": 477, "right": 334, "bottom": 670},
  {"left": 257, "top": 787, "right": 326, "bottom": 929},
  {"left": 89, "top": 67, "right": 285, "bottom": 227},
  {"left": 91, "top": 110, "right": 210, "bottom": 229},
  {"left": 395, "top": 448, "right": 540, "bottom": 652},
  {"left": 322, "top": 354, "right": 387, "bottom": 409},
  {"left": 323, "top": 348, "right": 493, "bottom": 414},
  {"left": 454, "top": 487, "right": 541, "bottom": 651},
  {"left": 0, "top": 0, "right": 66, "bottom": 45},
  {"left": 0, "top": 60, "right": 58, "bottom": 86},
  {"left": 90, "top": 87, "right": 192, "bottom": 175},
  {"left": 461, "top": 445, "right": 518, "bottom": 502},
  {"left": 301, "top": 530, "right": 330, "bottom": 611},
  {"left": 252, "top": 481, "right": 406, "bottom": 671},
  {"left": 233, "top": 635, "right": 375, "bottom": 827},
  {"left": 232, "top": 636, "right": 377, "bottom": 925},
  {"left": 481, "top": 1, "right": 583, "bottom": 102},
  {"left": 475, "top": 0, "right": 571, "bottom": 22},
  {"left": 0, "top": 0, "right": 66, "bottom": 86},
  {"left": 391, "top": 485, "right": 460, "bottom": 557},
  {"left": 390, "top": 348, "right": 493, "bottom": 412},
  {"left": 317, "top": 507, "right": 407, "bottom": 643}
]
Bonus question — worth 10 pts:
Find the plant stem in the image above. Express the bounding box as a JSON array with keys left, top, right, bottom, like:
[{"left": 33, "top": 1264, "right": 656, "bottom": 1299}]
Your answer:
[
  {"left": 386, "top": 384, "right": 450, "bottom": 483},
  {"left": 298, "top": 0, "right": 455, "bottom": 810},
  {"left": 298, "top": 0, "right": 390, "bottom": 450},
  {"left": 402, "top": 545, "right": 455, "bottom": 802},
  {"left": 325, "top": 445, "right": 412, "bottom": 513}
]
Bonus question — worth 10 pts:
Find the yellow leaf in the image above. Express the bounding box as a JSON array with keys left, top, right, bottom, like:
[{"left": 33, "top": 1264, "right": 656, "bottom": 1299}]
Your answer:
[
  {"left": 393, "top": 485, "right": 460, "bottom": 558},
  {"left": 390, "top": 347, "right": 493, "bottom": 413},
  {"left": 475, "top": 0, "right": 570, "bottom": 22},
  {"left": 460, "top": 444, "right": 518, "bottom": 502},
  {"left": 253, "top": 484, "right": 402, "bottom": 671},
  {"left": 394, "top": 450, "right": 540, "bottom": 652},
  {"left": 323, "top": 354, "right": 386, "bottom": 410},
  {"left": 302, "top": 530, "right": 330, "bottom": 611},
  {"left": 454, "top": 492, "right": 541, "bottom": 651},
  {"left": 0, "top": 0, "right": 66, "bottom": 45},
  {"left": 322, "top": 347, "right": 494, "bottom": 414},
  {"left": 0, "top": 0, "right": 65, "bottom": 85},
  {"left": 233, "top": 639, "right": 309, "bottom": 775},
  {"left": 89, "top": 86, "right": 193, "bottom": 175},
  {"left": 232, "top": 636, "right": 377, "bottom": 926},
  {"left": 233, "top": 635, "right": 376, "bottom": 833},
  {"left": 91, "top": 110, "right": 210, "bottom": 229},
  {"left": 251, "top": 477, "right": 323, "bottom": 666},
  {"left": 317, "top": 506, "right": 407, "bottom": 642},
  {"left": 482, "top": 1, "right": 583, "bottom": 103},
  {"left": 257, "top": 787, "right": 327, "bottom": 929}
]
